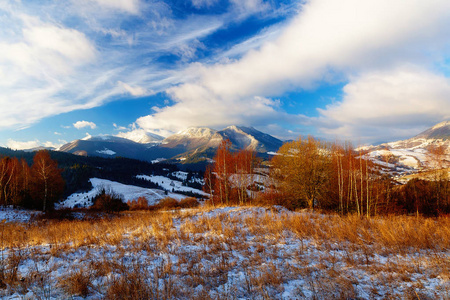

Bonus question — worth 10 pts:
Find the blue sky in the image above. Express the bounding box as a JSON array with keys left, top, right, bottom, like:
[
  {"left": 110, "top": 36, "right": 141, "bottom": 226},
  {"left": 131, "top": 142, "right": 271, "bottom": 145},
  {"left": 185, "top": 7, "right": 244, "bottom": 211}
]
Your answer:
[{"left": 1, "top": 0, "right": 450, "bottom": 149}]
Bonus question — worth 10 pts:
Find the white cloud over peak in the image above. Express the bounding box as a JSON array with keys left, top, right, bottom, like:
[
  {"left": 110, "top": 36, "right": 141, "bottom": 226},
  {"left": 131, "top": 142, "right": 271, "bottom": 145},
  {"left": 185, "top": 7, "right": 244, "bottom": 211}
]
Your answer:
[
  {"left": 82, "top": 133, "right": 93, "bottom": 140},
  {"left": 136, "top": 94, "right": 281, "bottom": 133},
  {"left": 135, "top": 0, "right": 450, "bottom": 141},
  {"left": 316, "top": 67, "right": 450, "bottom": 142},
  {"left": 2, "top": 0, "right": 450, "bottom": 144},
  {"left": 74, "top": 121, "right": 97, "bottom": 130}
]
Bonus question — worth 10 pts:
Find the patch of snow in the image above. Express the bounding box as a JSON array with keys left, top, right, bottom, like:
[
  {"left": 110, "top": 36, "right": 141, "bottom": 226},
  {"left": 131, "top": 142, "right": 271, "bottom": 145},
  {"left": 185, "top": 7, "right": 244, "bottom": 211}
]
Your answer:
[
  {"left": 137, "top": 175, "right": 208, "bottom": 197},
  {"left": 171, "top": 171, "right": 188, "bottom": 181},
  {"left": 151, "top": 158, "right": 167, "bottom": 163},
  {"left": 0, "top": 207, "right": 40, "bottom": 223},
  {"left": 96, "top": 148, "right": 116, "bottom": 155}
]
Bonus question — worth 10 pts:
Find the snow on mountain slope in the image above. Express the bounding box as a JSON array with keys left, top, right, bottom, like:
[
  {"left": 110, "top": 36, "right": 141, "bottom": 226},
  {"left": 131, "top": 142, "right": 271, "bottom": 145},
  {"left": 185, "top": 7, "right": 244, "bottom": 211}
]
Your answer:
[
  {"left": 58, "top": 178, "right": 195, "bottom": 209},
  {"left": 59, "top": 135, "right": 159, "bottom": 161},
  {"left": 96, "top": 148, "right": 116, "bottom": 155},
  {"left": 176, "top": 127, "right": 218, "bottom": 138},
  {"left": 361, "top": 121, "right": 450, "bottom": 177},
  {"left": 220, "top": 126, "right": 258, "bottom": 149},
  {"left": 59, "top": 126, "right": 283, "bottom": 165},
  {"left": 413, "top": 120, "right": 450, "bottom": 140},
  {"left": 116, "top": 129, "right": 164, "bottom": 144},
  {"left": 161, "top": 127, "right": 220, "bottom": 149}
]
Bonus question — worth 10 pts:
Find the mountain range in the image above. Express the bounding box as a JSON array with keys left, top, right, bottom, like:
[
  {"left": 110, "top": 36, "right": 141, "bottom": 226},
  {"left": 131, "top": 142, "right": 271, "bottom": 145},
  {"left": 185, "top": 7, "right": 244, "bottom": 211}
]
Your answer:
[
  {"left": 58, "top": 125, "right": 284, "bottom": 168},
  {"left": 362, "top": 120, "right": 450, "bottom": 176}
]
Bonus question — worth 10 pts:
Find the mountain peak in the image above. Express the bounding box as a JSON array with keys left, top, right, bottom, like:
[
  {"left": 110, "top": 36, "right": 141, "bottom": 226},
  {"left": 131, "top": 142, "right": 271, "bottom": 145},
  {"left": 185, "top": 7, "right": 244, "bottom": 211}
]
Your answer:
[
  {"left": 413, "top": 120, "right": 450, "bottom": 140},
  {"left": 116, "top": 130, "right": 164, "bottom": 144},
  {"left": 431, "top": 120, "right": 450, "bottom": 130},
  {"left": 82, "top": 135, "right": 135, "bottom": 143},
  {"left": 176, "top": 127, "right": 217, "bottom": 138},
  {"left": 225, "top": 125, "right": 241, "bottom": 131}
]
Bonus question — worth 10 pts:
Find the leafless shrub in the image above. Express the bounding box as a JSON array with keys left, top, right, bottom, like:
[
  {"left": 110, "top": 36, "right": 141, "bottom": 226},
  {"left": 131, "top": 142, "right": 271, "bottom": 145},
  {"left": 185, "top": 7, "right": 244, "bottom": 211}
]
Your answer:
[{"left": 59, "top": 268, "right": 92, "bottom": 298}]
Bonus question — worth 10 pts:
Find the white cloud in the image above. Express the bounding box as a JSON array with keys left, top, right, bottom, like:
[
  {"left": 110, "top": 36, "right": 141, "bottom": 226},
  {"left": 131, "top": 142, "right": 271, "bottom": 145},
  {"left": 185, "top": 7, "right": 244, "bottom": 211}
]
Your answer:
[
  {"left": 6, "top": 138, "right": 65, "bottom": 150},
  {"left": 82, "top": 133, "right": 92, "bottom": 140},
  {"left": 315, "top": 67, "right": 450, "bottom": 142},
  {"left": 191, "top": 0, "right": 270, "bottom": 14},
  {"left": 86, "top": 0, "right": 141, "bottom": 14},
  {"left": 0, "top": 15, "right": 96, "bottom": 78},
  {"left": 0, "top": 12, "right": 99, "bottom": 129},
  {"left": 0, "top": 2, "right": 228, "bottom": 131},
  {"left": 113, "top": 123, "right": 127, "bottom": 131},
  {"left": 74, "top": 121, "right": 97, "bottom": 130},
  {"left": 229, "top": 0, "right": 271, "bottom": 15},
  {"left": 137, "top": 94, "right": 281, "bottom": 133},
  {"left": 191, "top": 0, "right": 218, "bottom": 9},
  {"left": 2, "top": 0, "right": 450, "bottom": 143},
  {"left": 135, "top": 0, "right": 450, "bottom": 141},
  {"left": 118, "top": 81, "right": 150, "bottom": 97},
  {"left": 6, "top": 139, "right": 40, "bottom": 150},
  {"left": 43, "top": 140, "right": 65, "bottom": 149}
]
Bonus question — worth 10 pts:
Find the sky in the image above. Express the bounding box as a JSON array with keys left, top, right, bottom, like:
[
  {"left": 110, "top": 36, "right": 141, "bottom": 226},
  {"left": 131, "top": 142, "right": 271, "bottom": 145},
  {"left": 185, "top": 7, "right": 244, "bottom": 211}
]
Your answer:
[{"left": 1, "top": 0, "right": 450, "bottom": 150}]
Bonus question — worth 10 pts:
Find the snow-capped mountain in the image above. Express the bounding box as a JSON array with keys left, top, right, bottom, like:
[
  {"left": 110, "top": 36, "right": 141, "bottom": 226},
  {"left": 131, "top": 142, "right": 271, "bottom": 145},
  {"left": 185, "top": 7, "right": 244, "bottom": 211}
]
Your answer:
[
  {"left": 59, "top": 135, "right": 156, "bottom": 160},
  {"left": 362, "top": 121, "right": 450, "bottom": 176},
  {"left": 161, "top": 127, "right": 221, "bottom": 150},
  {"left": 59, "top": 126, "right": 283, "bottom": 167},
  {"left": 116, "top": 129, "right": 164, "bottom": 144},
  {"left": 220, "top": 126, "right": 283, "bottom": 152},
  {"left": 156, "top": 125, "right": 283, "bottom": 164}
]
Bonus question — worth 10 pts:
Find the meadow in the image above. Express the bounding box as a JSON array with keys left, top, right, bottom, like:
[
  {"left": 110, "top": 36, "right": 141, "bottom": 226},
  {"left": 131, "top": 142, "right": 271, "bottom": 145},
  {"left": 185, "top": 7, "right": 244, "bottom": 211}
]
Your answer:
[{"left": 0, "top": 205, "right": 449, "bottom": 299}]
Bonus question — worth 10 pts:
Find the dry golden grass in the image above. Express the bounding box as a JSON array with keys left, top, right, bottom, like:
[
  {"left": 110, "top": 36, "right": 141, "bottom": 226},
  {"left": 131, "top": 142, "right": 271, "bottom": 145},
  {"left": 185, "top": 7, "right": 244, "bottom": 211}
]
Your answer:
[{"left": 0, "top": 206, "right": 449, "bottom": 299}]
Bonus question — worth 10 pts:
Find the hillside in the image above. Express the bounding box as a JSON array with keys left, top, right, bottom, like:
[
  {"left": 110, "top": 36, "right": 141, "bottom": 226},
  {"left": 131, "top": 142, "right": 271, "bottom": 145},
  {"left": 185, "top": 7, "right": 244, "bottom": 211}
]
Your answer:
[
  {"left": 0, "top": 147, "right": 186, "bottom": 198},
  {"left": 361, "top": 120, "right": 450, "bottom": 178}
]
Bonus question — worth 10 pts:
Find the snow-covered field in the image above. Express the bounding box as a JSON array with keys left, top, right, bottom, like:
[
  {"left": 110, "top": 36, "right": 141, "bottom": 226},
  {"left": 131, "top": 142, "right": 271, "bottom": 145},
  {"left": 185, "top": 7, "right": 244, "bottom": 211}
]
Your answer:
[
  {"left": 136, "top": 174, "right": 208, "bottom": 197},
  {"left": 367, "top": 148, "right": 429, "bottom": 169},
  {"left": 58, "top": 177, "right": 201, "bottom": 209},
  {"left": 0, "top": 207, "right": 40, "bottom": 223},
  {"left": 0, "top": 206, "right": 448, "bottom": 299}
]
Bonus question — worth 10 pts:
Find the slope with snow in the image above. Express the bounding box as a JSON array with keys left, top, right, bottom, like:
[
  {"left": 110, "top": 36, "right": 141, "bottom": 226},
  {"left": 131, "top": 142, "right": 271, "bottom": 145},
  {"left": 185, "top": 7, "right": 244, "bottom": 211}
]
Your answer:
[
  {"left": 136, "top": 175, "right": 208, "bottom": 197},
  {"left": 116, "top": 129, "right": 164, "bottom": 144},
  {"left": 59, "top": 126, "right": 283, "bottom": 166},
  {"left": 361, "top": 121, "right": 450, "bottom": 177},
  {"left": 58, "top": 178, "right": 198, "bottom": 209}
]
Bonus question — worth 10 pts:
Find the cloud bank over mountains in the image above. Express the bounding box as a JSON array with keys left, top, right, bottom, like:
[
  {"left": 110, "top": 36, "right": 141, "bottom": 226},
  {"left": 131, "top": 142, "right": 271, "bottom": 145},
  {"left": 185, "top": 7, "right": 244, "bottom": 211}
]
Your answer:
[
  {"left": 1, "top": 0, "right": 450, "bottom": 148},
  {"left": 137, "top": 0, "right": 450, "bottom": 141}
]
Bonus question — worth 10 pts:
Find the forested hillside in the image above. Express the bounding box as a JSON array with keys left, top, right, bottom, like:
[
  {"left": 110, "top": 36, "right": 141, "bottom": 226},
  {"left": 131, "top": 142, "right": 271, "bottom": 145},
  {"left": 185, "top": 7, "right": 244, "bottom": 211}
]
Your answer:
[{"left": 0, "top": 147, "right": 201, "bottom": 205}]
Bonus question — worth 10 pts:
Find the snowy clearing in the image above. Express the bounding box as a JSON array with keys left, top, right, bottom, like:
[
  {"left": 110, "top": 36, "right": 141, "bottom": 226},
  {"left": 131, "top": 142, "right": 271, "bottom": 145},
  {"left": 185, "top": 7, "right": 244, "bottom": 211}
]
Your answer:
[
  {"left": 136, "top": 174, "right": 208, "bottom": 197},
  {"left": 58, "top": 178, "right": 194, "bottom": 209}
]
